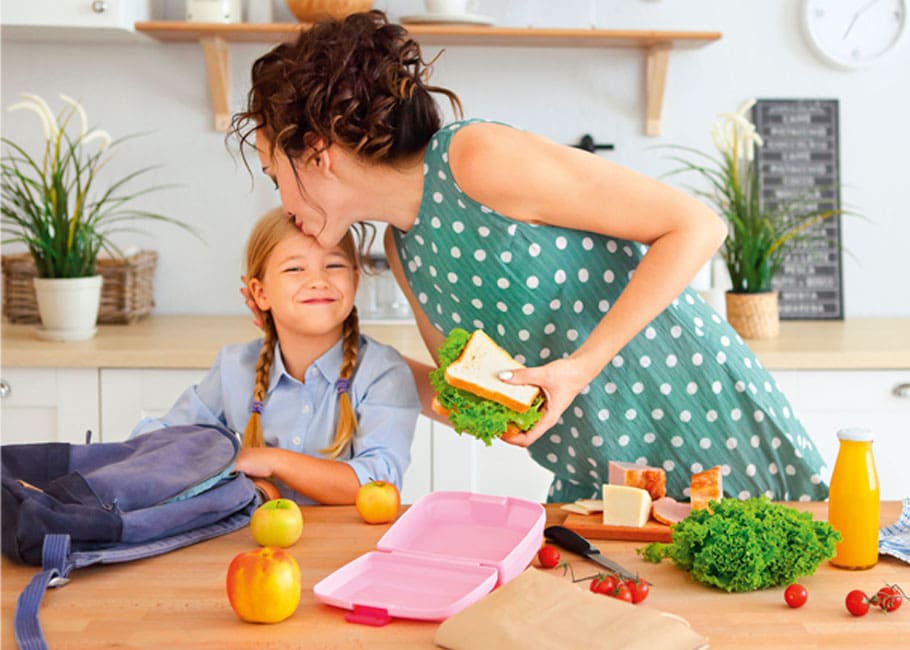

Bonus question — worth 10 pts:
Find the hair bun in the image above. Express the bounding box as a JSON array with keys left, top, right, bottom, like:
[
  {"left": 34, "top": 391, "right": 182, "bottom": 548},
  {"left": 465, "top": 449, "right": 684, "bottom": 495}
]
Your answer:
[{"left": 232, "top": 10, "right": 461, "bottom": 165}]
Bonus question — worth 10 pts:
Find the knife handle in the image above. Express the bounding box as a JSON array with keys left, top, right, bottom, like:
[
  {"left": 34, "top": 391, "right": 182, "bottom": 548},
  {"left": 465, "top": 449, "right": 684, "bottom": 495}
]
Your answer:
[{"left": 544, "top": 525, "right": 597, "bottom": 556}]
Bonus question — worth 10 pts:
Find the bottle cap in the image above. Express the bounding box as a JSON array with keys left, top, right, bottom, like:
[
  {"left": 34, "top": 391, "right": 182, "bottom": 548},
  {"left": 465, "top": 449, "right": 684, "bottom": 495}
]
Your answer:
[{"left": 837, "top": 427, "right": 873, "bottom": 442}]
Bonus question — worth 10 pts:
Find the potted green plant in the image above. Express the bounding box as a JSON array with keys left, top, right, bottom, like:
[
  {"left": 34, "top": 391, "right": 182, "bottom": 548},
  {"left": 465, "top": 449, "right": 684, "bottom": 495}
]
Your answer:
[
  {"left": 663, "top": 99, "right": 841, "bottom": 339},
  {"left": 1, "top": 93, "right": 194, "bottom": 341}
]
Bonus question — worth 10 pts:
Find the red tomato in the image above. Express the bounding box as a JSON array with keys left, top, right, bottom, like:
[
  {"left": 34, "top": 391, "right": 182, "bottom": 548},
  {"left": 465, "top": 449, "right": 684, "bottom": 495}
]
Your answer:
[
  {"left": 226, "top": 547, "right": 301, "bottom": 623},
  {"left": 590, "top": 573, "right": 618, "bottom": 595},
  {"left": 610, "top": 581, "right": 633, "bottom": 603},
  {"left": 876, "top": 586, "right": 903, "bottom": 613},
  {"left": 623, "top": 577, "right": 651, "bottom": 604},
  {"left": 537, "top": 545, "right": 560, "bottom": 569},
  {"left": 784, "top": 583, "right": 808, "bottom": 608},
  {"left": 845, "top": 589, "right": 870, "bottom": 617}
]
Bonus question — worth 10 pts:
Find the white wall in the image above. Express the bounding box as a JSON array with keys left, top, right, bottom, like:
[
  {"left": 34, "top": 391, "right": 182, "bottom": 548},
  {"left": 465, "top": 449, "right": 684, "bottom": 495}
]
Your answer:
[{"left": 2, "top": 0, "right": 908, "bottom": 317}]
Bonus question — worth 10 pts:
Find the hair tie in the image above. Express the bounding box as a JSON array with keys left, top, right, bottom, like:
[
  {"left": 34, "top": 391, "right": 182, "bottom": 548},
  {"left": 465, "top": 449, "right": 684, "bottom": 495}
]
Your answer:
[
  {"left": 335, "top": 379, "right": 350, "bottom": 395},
  {"left": 250, "top": 400, "right": 264, "bottom": 414}
]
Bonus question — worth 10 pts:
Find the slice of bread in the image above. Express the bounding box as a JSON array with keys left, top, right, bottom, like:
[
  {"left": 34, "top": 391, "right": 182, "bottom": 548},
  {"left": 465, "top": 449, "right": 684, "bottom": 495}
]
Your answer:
[{"left": 444, "top": 330, "right": 540, "bottom": 413}]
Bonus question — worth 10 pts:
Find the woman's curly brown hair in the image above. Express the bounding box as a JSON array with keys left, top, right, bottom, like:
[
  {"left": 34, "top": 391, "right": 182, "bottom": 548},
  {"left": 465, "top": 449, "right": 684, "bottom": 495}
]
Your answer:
[{"left": 231, "top": 10, "right": 462, "bottom": 166}]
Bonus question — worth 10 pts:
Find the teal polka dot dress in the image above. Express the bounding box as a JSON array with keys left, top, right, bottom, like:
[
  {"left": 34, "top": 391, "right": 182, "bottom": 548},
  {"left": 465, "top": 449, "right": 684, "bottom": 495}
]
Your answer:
[{"left": 392, "top": 120, "right": 829, "bottom": 504}]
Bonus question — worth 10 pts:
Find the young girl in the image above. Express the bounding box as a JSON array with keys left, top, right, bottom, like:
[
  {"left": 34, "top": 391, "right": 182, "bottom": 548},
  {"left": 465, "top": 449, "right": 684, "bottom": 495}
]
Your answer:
[{"left": 132, "top": 208, "right": 420, "bottom": 504}]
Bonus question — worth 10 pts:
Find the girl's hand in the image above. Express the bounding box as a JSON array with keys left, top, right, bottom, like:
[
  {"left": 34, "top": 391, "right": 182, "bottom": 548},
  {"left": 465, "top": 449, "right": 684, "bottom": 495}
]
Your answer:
[
  {"left": 498, "top": 357, "right": 593, "bottom": 448},
  {"left": 235, "top": 447, "right": 275, "bottom": 478},
  {"left": 240, "top": 275, "right": 265, "bottom": 331}
]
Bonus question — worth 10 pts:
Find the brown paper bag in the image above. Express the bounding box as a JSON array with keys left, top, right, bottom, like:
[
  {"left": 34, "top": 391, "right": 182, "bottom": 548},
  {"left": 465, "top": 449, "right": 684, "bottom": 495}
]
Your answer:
[{"left": 435, "top": 567, "right": 708, "bottom": 650}]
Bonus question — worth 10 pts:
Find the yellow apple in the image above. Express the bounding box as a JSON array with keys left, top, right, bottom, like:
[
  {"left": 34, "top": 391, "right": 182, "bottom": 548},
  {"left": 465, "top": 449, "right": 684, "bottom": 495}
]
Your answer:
[
  {"left": 355, "top": 480, "right": 400, "bottom": 524},
  {"left": 250, "top": 498, "right": 303, "bottom": 548}
]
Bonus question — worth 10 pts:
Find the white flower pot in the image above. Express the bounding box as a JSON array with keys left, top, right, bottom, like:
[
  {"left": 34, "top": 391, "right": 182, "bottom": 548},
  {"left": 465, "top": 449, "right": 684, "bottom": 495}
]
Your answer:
[{"left": 32, "top": 275, "right": 103, "bottom": 341}]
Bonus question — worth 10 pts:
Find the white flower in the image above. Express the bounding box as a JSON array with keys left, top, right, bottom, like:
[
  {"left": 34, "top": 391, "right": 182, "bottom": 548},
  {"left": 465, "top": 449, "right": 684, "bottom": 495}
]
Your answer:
[
  {"left": 8, "top": 92, "right": 109, "bottom": 151},
  {"left": 60, "top": 93, "right": 88, "bottom": 138},
  {"left": 81, "top": 129, "right": 112, "bottom": 152},
  {"left": 7, "top": 98, "right": 58, "bottom": 141},
  {"left": 712, "top": 98, "right": 764, "bottom": 162}
]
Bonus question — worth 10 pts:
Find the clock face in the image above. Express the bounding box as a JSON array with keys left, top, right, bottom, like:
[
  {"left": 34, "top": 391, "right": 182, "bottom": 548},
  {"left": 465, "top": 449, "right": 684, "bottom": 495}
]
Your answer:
[{"left": 803, "top": 0, "right": 907, "bottom": 68}]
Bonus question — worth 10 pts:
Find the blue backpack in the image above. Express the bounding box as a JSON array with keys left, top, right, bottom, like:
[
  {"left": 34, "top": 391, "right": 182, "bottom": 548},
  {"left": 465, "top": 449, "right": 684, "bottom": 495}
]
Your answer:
[{"left": 1, "top": 425, "right": 260, "bottom": 650}]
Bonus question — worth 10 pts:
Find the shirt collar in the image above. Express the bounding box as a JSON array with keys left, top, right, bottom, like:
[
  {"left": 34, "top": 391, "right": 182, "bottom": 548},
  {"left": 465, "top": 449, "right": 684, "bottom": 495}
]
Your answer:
[{"left": 267, "top": 338, "right": 347, "bottom": 394}]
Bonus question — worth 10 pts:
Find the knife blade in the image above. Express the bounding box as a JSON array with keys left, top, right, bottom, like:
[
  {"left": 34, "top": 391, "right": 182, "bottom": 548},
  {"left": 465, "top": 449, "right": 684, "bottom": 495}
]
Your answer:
[{"left": 544, "top": 525, "right": 636, "bottom": 580}]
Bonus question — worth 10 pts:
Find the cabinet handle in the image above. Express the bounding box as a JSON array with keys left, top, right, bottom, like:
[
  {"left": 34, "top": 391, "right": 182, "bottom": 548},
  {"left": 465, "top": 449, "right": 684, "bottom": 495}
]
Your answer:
[
  {"left": 0, "top": 379, "right": 10, "bottom": 399},
  {"left": 92, "top": 0, "right": 108, "bottom": 13},
  {"left": 894, "top": 383, "right": 910, "bottom": 399}
]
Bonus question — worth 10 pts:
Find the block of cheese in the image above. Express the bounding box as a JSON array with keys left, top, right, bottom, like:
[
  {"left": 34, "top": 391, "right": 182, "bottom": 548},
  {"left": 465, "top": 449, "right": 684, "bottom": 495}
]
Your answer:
[
  {"left": 607, "top": 461, "right": 667, "bottom": 500},
  {"left": 601, "top": 485, "right": 652, "bottom": 528},
  {"left": 690, "top": 465, "right": 723, "bottom": 511}
]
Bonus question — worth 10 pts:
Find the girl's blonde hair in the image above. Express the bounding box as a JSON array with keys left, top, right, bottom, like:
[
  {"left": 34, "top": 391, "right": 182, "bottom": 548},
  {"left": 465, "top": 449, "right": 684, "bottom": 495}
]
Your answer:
[{"left": 242, "top": 208, "right": 361, "bottom": 459}]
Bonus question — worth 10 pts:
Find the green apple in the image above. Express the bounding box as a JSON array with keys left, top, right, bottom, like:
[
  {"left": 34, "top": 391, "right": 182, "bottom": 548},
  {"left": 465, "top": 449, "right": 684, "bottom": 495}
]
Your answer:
[{"left": 250, "top": 498, "right": 303, "bottom": 548}]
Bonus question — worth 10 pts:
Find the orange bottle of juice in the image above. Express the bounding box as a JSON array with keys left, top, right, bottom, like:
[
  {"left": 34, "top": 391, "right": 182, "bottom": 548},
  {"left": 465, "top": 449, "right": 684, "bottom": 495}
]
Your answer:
[{"left": 828, "top": 428, "right": 880, "bottom": 570}]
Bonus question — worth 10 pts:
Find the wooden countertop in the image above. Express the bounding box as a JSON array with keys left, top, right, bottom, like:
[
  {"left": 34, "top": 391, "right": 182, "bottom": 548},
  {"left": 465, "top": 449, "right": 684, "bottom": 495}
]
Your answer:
[
  {"left": 1, "top": 502, "right": 906, "bottom": 649},
  {"left": 3, "top": 316, "right": 910, "bottom": 371},
  {"left": 1, "top": 316, "right": 435, "bottom": 368}
]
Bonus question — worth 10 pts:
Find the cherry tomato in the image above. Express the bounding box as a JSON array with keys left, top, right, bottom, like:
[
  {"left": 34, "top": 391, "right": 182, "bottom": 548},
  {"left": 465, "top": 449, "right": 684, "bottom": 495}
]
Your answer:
[
  {"left": 610, "top": 582, "right": 633, "bottom": 603},
  {"left": 623, "top": 577, "right": 651, "bottom": 604},
  {"left": 784, "top": 583, "right": 808, "bottom": 608},
  {"left": 590, "top": 573, "right": 618, "bottom": 595},
  {"left": 876, "top": 586, "right": 903, "bottom": 613},
  {"left": 845, "top": 589, "right": 870, "bottom": 617},
  {"left": 537, "top": 545, "right": 560, "bottom": 569}
]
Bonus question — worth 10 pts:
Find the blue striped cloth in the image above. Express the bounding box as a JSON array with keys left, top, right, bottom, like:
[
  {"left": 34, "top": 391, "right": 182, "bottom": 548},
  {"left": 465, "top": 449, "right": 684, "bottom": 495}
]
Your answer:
[{"left": 879, "top": 497, "right": 910, "bottom": 564}]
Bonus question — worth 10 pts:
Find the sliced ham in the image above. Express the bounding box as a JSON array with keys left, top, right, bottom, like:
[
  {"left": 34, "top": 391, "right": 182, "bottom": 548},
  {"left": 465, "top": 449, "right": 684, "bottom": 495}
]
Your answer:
[
  {"left": 652, "top": 497, "right": 692, "bottom": 525},
  {"left": 690, "top": 465, "right": 723, "bottom": 511},
  {"left": 607, "top": 460, "right": 667, "bottom": 500}
]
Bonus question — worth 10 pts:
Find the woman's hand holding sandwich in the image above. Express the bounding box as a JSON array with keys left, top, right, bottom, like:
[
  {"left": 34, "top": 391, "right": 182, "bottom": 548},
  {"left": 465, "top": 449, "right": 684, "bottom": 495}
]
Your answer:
[{"left": 497, "top": 356, "right": 593, "bottom": 448}]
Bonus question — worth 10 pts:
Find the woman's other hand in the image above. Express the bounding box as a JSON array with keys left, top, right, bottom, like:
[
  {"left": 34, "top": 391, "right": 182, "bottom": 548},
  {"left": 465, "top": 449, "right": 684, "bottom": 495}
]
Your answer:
[
  {"left": 240, "top": 275, "right": 265, "bottom": 330},
  {"left": 498, "top": 356, "right": 593, "bottom": 447}
]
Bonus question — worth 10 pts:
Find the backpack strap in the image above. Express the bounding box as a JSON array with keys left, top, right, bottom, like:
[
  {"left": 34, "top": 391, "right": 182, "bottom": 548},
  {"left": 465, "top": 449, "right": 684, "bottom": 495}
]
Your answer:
[{"left": 14, "top": 534, "right": 74, "bottom": 650}]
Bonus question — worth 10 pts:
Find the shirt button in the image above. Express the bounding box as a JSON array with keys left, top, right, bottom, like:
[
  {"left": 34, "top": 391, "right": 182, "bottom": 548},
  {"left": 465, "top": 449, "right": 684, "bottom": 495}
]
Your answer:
[
  {"left": 292, "top": 436, "right": 302, "bottom": 446},
  {"left": 302, "top": 405, "right": 311, "bottom": 414}
]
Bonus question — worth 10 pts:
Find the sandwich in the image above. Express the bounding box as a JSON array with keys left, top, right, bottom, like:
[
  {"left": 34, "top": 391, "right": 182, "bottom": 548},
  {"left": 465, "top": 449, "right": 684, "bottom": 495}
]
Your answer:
[{"left": 430, "top": 328, "right": 545, "bottom": 445}]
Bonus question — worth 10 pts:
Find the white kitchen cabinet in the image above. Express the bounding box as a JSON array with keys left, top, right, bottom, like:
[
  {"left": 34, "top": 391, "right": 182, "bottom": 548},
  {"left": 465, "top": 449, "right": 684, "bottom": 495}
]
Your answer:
[
  {"left": 401, "top": 416, "right": 432, "bottom": 505},
  {"left": 773, "top": 369, "right": 910, "bottom": 500},
  {"left": 1, "top": 0, "right": 152, "bottom": 42},
  {"left": 431, "top": 422, "right": 554, "bottom": 503},
  {"left": 99, "top": 368, "right": 207, "bottom": 442},
  {"left": 0, "top": 367, "right": 99, "bottom": 444}
]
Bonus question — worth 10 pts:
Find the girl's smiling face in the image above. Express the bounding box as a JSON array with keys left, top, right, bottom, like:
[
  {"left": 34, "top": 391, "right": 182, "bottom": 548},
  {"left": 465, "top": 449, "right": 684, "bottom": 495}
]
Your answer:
[{"left": 249, "top": 229, "right": 359, "bottom": 341}]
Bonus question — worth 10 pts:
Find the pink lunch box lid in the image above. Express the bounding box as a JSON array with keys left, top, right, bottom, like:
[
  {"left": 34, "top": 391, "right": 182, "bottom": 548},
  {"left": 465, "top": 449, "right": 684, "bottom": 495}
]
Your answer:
[{"left": 312, "top": 491, "right": 546, "bottom": 623}]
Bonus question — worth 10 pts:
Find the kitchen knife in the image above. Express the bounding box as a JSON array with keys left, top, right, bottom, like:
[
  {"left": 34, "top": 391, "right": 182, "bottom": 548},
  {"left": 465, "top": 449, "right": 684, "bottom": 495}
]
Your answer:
[{"left": 544, "top": 525, "right": 636, "bottom": 580}]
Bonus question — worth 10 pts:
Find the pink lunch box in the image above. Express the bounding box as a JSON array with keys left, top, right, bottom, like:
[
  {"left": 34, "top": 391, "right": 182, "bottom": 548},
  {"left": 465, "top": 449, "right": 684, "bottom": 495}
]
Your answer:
[{"left": 312, "top": 491, "right": 546, "bottom": 625}]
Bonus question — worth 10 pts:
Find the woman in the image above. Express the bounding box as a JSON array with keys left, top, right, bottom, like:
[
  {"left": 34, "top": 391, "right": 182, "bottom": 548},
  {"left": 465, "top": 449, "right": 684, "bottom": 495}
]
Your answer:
[{"left": 231, "top": 11, "right": 828, "bottom": 503}]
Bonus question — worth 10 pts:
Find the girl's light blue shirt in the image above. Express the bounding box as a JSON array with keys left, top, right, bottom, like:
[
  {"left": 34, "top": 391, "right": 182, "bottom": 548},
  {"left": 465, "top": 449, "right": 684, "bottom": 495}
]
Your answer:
[{"left": 132, "top": 334, "right": 421, "bottom": 504}]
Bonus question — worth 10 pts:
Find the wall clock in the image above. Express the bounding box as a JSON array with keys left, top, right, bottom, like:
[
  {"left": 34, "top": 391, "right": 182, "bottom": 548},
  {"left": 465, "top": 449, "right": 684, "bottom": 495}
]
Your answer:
[{"left": 802, "top": 0, "right": 907, "bottom": 69}]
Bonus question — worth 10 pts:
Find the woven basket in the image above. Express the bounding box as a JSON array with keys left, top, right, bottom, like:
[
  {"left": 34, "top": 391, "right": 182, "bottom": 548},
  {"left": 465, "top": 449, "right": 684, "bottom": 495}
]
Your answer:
[
  {"left": 725, "top": 290, "right": 780, "bottom": 339},
  {"left": 2, "top": 251, "right": 158, "bottom": 325}
]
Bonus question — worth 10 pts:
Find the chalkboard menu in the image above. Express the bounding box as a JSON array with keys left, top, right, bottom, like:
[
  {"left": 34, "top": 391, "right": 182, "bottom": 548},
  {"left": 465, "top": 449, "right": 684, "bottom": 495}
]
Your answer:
[{"left": 752, "top": 99, "right": 843, "bottom": 320}]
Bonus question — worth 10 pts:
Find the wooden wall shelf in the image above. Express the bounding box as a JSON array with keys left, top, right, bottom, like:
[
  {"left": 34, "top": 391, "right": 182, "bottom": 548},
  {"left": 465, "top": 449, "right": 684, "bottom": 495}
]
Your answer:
[{"left": 135, "top": 21, "right": 722, "bottom": 134}]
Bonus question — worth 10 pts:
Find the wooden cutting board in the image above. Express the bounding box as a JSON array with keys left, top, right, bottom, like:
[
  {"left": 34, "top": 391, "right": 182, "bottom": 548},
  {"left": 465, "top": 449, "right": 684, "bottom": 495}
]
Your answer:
[{"left": 562, "top": 512, "right": 673, "bottom": 542}]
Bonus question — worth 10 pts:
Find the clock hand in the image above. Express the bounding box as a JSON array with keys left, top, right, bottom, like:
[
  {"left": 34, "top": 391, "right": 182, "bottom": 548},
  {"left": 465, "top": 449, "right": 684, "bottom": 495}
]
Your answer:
[{"left": 843, "top": 0, "right": 884, "bottom": 39}]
